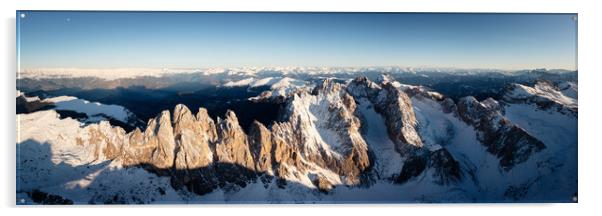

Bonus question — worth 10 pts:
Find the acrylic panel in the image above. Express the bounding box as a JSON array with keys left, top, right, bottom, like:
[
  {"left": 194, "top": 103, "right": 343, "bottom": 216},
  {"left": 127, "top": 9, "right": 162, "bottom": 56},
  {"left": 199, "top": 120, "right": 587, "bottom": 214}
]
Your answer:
[{"left": 16, "top": 11, "right": 578, "bottom": 204}]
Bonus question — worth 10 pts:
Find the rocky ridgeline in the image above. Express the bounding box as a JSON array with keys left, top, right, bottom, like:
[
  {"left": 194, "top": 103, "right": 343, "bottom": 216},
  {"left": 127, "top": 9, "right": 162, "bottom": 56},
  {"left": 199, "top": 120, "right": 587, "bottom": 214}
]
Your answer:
[
  {"left": 76, "top": 79, "right": 374, "bottom": 194},
  {"left": 71, "top": 76, "right": 556, "bottom": 196},
  {"left": 347, "top": 77, "right": 461, "bottom": 185}
]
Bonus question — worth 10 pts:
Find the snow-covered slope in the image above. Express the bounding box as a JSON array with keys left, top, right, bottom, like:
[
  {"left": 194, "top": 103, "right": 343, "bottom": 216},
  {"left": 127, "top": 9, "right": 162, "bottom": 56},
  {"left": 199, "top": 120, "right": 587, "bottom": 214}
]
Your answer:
[
  {"left": 16, "top": 92, "right": 141, "bottom": 128},
  {"left": 500, "top": 88, "right": 576, "bottom": 201},
  {"left": 227, "top": 77, "right": 314, "bottom": 102},
  {"left": 16, "top": 110, "right": 182, "bottom": 204},
  {"left": 222, "top": 77, "right": 255, "bottom": 87},
  {"left": 502, "top": 81, "right": 577, "bottom": 115},
  {"left": 558, "top": 81, "right": 578, "bottom": 99},
  {"left": 222, "top": 77, "right": 308, "bottom": 88},
  {"left": 355, "top": 98, "right": 403, "bottom": 179}
]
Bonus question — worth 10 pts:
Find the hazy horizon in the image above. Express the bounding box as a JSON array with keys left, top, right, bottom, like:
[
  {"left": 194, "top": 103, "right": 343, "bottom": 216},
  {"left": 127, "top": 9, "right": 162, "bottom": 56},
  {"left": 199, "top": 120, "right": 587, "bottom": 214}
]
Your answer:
[
  {"left": 17, "top": 12, "right": 578, "bottom": 71},
  {"left": 18, "top": 65, "right": 577, "bottom": 72}
]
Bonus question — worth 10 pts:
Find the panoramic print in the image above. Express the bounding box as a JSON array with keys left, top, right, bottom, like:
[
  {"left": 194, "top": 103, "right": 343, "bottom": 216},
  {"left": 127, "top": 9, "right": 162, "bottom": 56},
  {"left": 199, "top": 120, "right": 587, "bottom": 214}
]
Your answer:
[{"left": 16, "top": 12, "right": 578, "bottom": 204}]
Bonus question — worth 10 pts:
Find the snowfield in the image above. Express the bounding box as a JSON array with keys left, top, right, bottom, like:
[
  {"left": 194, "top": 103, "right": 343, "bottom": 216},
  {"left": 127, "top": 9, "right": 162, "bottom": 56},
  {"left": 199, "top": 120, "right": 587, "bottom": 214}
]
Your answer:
[{"left": 43, "top": 96, "right": 135, "bottom": 124}]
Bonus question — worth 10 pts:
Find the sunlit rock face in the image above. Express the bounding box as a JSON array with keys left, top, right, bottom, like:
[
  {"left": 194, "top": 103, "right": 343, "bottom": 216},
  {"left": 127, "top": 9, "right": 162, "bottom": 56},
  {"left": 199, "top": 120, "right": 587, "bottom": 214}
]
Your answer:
[{"left": 270, "top": 78, "right": 371, "bottom": 186}]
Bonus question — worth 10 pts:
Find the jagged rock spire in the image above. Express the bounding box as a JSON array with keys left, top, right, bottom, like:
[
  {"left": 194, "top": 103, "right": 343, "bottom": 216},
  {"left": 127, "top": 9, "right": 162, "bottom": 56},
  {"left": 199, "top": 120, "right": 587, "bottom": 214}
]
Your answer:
[
  {"left": 172, "top": 104, "right": 215, "bottom": 171},
  {"left": 248, "top": 120, "right": 273, "bottom": 175},
  {"left": 215, "top": 110, "right": 256, "bottom": 171},
  {"left": 144, "top": 110, "right": 177, "bottom": 169}
]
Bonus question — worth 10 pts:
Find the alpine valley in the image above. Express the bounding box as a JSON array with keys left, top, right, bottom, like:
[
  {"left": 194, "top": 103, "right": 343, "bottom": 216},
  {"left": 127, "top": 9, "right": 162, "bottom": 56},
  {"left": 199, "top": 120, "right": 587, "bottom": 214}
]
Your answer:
[{"left": 16, "top": 67, "right": 578, "bottom": 204}]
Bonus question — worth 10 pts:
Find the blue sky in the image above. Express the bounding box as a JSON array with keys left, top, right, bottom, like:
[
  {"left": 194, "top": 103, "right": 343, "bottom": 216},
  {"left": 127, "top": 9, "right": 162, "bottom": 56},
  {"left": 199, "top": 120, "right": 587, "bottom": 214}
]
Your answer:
[{"left": 17, "top": 12, "right": 577, "bottom": 70}]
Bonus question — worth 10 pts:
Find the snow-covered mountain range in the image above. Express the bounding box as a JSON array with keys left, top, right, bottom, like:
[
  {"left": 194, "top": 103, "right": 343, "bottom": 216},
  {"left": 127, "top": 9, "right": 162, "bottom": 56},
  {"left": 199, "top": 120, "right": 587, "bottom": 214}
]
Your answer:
[
  {"left": 18, "top": 66, "right": 575, "bottom": 81},
  {"left": 16, "top": 75, "right": 577, "bottom": 204}
]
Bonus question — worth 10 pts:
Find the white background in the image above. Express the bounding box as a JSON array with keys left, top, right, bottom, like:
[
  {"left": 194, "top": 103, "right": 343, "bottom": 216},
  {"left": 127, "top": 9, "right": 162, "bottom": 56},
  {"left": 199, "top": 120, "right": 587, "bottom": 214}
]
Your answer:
[{"left": 1, "top": 0, "right": 600, "bottom": 215}]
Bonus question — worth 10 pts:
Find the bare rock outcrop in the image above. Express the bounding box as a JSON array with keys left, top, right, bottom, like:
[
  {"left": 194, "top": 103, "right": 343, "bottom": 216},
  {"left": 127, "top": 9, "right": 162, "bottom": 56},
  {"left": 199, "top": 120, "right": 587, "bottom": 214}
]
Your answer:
[
  {"left": 428, "top": 148, "right": 462, "bottom": 185},
  {"left": 214, "top": 110, "right": 257, "bottom": 186},
  {"left": 270, "top": 121, "right": 305, "bottom": 186},
  {"left": 394, "top": 148, "right": 462, "bottom": 185},
  {"left": 117, "top": 110, "right": 176, "bottom": 170},
  {"left": 84, "top": 121, "right": 126, "bottom": 161},
  {"left": 376, "top": 83, "right": 423, "bottom": 150},
  {"left": 16, "top": 94, "right": 54, "bottom": 113},
  {"left": 311, "top": 174, "right": 335, "bottom": 193},
  {"left": 347, "top": 77, "right": 423, "bottom": 152},
  {"left": 248, "top": 121, "right": 274, "bottom": 175},
  {"left": 147, "top": 110, "right": 177, "bottom": 169}
]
